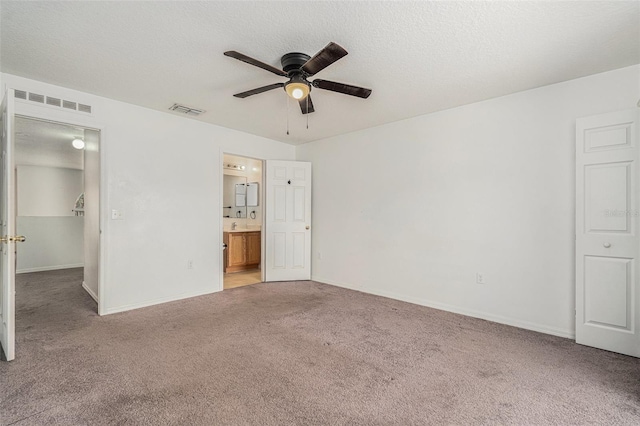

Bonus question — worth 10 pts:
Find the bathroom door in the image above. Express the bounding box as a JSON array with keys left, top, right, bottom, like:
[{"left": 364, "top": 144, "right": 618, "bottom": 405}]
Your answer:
[
  {"left": 576, "top": 108, "right": 640, "bottom": 357},
  {"left": 264, "top": 160, "right": 311, "bottom": 281},
  {"left": 0, "top": 89, "right": 17, "bottom": 361}
]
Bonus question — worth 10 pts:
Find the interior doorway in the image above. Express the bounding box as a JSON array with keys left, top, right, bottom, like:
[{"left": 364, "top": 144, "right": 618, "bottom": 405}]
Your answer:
[
  {"left": 14, "top": 116, "right": 100, "bottom": 310},
  {"left": 222, "top": 154, "right": 263, "bottom": 290}
]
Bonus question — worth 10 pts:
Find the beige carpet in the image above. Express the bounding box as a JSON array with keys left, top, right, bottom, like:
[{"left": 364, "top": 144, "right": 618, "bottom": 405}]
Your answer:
[{"left": 1, "top": 268, "right": 639, "bottom": 425}]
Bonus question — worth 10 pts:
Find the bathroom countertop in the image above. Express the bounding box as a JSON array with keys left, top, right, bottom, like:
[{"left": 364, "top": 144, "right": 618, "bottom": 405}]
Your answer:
[{"left": 224, "top": 227, "right": 261, "bottom": 233}]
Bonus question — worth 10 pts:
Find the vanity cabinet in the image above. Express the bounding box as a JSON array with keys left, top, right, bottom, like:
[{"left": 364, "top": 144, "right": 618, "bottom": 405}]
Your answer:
[{"left": 224, "top": 231, "right": 261, "bottom": 273}]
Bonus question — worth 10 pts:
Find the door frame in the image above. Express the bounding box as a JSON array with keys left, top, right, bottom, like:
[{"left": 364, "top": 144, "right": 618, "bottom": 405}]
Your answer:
[
  {"left": 13, "top": 103, "right": 107, "bottom": 315},
  {"left": 219, "top": 149, "right": 266, "bottom": 291}
]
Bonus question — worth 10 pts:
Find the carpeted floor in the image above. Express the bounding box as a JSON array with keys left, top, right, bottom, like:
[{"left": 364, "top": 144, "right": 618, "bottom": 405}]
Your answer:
[{"left": 1, "top": 268, "right": 639, "bottom": 425}]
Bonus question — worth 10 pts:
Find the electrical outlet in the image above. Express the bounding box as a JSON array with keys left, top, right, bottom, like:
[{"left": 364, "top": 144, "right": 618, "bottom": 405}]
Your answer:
[
  {"left": 111, "top": 209, "right": 124, "bottom": 220},
  {"left": 187, "top": 260, "right": 193, "bottom": 270},
  {"left": 476, "top": 273, "right": 485, "bottom": 284}
]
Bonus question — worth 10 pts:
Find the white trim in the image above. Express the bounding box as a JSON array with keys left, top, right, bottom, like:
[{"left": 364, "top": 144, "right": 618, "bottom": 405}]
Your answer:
[
  {"left": 82, "top": 280, "right": 98, "bottom": 302},
  {"left": 220, "top": 151, "right": 268, "bottom": 289},
  {"left": 16, "top": 263, "right": 84, "bottom": 274},
  {"left": 103, "top": 288, "right": 221, "bottom": 316},
  {"left": 313, "top": 276, "right": 575, "bottom": 340},
  {"left": 219, "top": 148, "right": 225, "bottom": 292},
  {"left": 12, "top": 97, "right": 107, "bottom": 317}
]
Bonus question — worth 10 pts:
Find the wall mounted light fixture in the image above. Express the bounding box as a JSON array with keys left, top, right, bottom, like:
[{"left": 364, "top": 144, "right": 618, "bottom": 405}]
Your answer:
[
  {"left": 224, "top": 163, "right": 246, "bottom": 171},
  {"left": 72, "top": 138, "right": 85, "bottom": 150}
]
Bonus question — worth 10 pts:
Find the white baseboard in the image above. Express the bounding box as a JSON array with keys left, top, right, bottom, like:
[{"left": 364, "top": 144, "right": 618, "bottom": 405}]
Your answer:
[
  {"left": 312, "top": 275, "right": 575, "bottom": 340},
  {"left": 82, "top": 281, "right": 98, "bottom": 302},
  {"left": 17, "top": 263, "right": 84, "bottom": 274},
  {"left": 103, "top": 287, "right": 222, "bottom": 316}
]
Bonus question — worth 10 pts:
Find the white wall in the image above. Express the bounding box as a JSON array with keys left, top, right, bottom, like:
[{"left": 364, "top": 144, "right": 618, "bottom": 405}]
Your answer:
[
  {"left": 16, "top": 217, "right": 84, "bottom": 273},
  {"left": 3, "top": 73, "right": 295, "bottom": 314},
  {"left": 17, "top": 165, "right": 83, "bottom": 216},
  {"left": 16, "top": 165, "right": 84, "bottom": 273},
  {"left": 297, "top": 65, "right": 640, "bottom": 338}
]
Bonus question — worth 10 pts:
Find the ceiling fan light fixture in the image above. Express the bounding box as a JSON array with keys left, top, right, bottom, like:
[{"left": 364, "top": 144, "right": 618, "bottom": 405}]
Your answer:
[{"left": 285, "top": 81, "right": 309, "bottom": 100}]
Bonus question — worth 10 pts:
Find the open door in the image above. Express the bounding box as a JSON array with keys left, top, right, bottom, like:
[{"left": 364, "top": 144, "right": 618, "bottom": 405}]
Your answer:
[
  {"left": 0, "top": 89, "right": 18, "bottom": 361},
  {"left": 264, "top": 160, "right": 311, "bottom": 282},
  {"left": 576, "top": 108, "right": 640, "bottom": 357}
]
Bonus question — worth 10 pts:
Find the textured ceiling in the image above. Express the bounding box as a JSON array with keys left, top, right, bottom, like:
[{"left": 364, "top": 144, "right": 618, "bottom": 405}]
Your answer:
[{"left": 2, "top": 1, "right": 638, "bottom": 145}]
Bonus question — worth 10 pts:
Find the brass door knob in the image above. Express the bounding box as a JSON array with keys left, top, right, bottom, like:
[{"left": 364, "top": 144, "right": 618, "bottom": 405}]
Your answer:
[{"left": 1, "top": 235, "right": 26, "bottom": 243}]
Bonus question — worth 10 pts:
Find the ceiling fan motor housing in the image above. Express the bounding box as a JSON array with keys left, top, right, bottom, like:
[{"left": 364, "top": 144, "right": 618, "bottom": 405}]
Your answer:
[
  {"left": 281, "top": 52, "right": 311, "bottom": 74},
  {"left": 282, "top": 53, "right": 312, "bottom": 97}
]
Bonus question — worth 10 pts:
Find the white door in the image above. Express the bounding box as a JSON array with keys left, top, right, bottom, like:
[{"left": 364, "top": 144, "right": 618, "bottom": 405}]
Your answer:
[
  {"left": 265, "top": 160, "right": 311, "bottom": 281},
  {"left": 576, "top": 108, "right": 640, "bottom": 357},
  {"left": 0, "top": 90, "right": 17, "bottom": 361}
]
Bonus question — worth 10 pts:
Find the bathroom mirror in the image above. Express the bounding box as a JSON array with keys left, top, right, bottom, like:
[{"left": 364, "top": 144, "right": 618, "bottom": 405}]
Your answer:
[
  {"left": 247, "top": 182, "right": 259, "bottom": 207},
  {"left": 223, "top": 174, "right": 246, "bottom": 218}
]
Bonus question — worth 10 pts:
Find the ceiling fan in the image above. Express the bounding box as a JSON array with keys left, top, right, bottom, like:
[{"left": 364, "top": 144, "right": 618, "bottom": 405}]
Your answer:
[{"left": 224, "top": 42, "right": 372, "bottom": 115}]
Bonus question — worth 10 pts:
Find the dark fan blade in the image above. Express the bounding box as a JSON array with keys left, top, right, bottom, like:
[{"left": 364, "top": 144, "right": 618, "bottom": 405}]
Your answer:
[
  {"left": 312, "top": 79, "right": 372, "bottom": 98},
  {"left": 233, "top": 83, "right": 284, "bottom": 98},
  {"left": 301, "top": 42, "right": 348, "bottom": 76},
  {"left": 224, "top": 51, "right": 287, "bottom": 77},
  {"left": 299, "top": 95, "right": 315, "bottom": 115}
]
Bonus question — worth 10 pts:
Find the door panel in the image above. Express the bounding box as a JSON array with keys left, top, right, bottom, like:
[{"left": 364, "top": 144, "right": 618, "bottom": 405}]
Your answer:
[
  {"left": 273, "top": 232, "right": 286, "bottom": 269},
  {"left": 585, "top": 162, "right": 630, "bottom": 233},
  {"left": 576, "top": 108, "right": 639, "bottom": 357},
  {"left": 0, "top": 90, "right": 16, "bottom": 361},
  {"left": 265, "top": 160, "right": 311, "bottom": 281},
  {"left": 584, "top": 123, "right": 632, "bottom": 152},
  {"left": 584, "top": 256, "right": 631, "bottom": 330},
  {"left": 293, "top": 187, "right": 306, "bottom": 222},
  {"left": 292, "top": 232, "right": 306, "bottom": 269},
  {"left": 274, "top": 186, "right": 286, "bottom": 222}
]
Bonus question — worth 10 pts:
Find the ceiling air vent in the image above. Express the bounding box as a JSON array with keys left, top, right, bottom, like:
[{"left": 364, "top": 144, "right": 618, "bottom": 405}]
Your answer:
[
  {"left": 15, "top": 90, "right": 27, "bottom": 100},
  {"left": 28, "top": 92, "right": 45, "bottom": 103},
  {"left": 78, "top": 103, "right": 92, "bottom": 113},
  {"left": 169, "top": 103, "right": 205, "bottom": 116},
  {"left": 46, "top": 96, "right": 62, "bottom": 107}
]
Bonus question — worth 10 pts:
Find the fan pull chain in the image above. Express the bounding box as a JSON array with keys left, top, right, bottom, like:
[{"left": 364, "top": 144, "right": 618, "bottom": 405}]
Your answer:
[
  {"left": 306, "top": 96, "right": 309, "bottom": 130},
  {"left": 286, "top": 95, "right": 290, "bottom": 135}
]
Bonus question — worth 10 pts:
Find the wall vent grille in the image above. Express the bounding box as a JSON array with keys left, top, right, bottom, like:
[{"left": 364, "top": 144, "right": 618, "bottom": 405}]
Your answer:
[
  {"left": 46, "top": 96, "right": 61, "bottom": 107},
  {"left": 14, "top": 89, "right": 93, "bottom": 115},
  {"left": 169, "top": 103, "right": 205, "bottom": 116},
  {"left": 28, "top": 92, "right": 45, "bottom": 103},
  {"left": 62, "top": 100, "right": 77, "bottom": 110}
]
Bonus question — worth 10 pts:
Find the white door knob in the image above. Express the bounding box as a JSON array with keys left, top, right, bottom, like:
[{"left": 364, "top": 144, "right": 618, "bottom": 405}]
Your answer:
[{"left": 603, "top": 242, "right": 612, "bottom": 248}]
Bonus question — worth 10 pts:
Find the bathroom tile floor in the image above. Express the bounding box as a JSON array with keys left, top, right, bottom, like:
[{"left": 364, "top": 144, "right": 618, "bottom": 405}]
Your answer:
[{"left": 223, "top": 269, "right": 261, "bottom": 289}]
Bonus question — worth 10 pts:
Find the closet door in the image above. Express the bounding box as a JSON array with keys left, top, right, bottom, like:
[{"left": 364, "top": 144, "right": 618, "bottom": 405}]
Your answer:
[{"left": 576, "top": 109, "right": 640, "bottom": 357}]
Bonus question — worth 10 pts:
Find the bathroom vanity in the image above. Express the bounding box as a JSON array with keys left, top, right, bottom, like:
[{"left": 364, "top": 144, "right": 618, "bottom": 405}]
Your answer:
[{"left": 223, "top": 230, "right": 261, "bottom": 273}]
